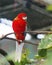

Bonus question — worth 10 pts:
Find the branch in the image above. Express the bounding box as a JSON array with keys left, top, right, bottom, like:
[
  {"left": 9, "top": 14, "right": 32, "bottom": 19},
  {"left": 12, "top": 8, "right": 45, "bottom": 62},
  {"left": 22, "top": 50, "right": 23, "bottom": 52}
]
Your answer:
[
  {"left": 0, "top": 32, "right": 14, "bottom": 40},
  {"left": 0, "top": 31, "right": 52, "bottom": 46},
  {"left": 26, "top": 31, "right": 52, "bottom": 34},
  {"left": 0, "top": 30, "right": 52, "bottom": 40}
]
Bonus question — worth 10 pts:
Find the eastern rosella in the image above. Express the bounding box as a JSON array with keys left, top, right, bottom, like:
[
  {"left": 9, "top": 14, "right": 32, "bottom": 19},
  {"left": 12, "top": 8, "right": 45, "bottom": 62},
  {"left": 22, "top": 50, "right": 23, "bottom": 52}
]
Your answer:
[{"left": 12, "top": 12, "right": 27, "bottom": 62}]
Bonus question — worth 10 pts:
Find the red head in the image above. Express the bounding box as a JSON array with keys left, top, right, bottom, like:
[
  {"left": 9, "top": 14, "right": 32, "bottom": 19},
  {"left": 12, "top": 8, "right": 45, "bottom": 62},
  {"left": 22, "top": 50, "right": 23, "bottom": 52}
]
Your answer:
[{"left": 18, "top": 12, "right": 27, "bottom": 20}]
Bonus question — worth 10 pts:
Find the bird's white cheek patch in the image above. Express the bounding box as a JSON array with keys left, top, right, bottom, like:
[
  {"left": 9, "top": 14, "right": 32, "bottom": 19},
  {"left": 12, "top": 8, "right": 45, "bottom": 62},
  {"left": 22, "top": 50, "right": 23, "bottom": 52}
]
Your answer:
[{"left": 22, "top": 17, "right": 27, "bottom": 20}]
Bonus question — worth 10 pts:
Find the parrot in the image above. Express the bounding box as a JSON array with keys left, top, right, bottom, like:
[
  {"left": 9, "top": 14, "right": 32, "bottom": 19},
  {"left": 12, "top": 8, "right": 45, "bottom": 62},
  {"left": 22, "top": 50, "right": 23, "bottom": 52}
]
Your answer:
[
  {"left": 12, "top": 12, "right": 27, "bottom": 62},
  {"left": 0, "top": 16, "right": 31, "bottom": 63}
]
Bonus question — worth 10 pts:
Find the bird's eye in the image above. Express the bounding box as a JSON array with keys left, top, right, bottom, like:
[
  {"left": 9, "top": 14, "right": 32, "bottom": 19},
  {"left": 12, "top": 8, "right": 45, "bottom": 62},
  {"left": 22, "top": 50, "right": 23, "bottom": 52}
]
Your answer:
[{"left": 22, "top": 17, "right": 27, "bottom": 20}]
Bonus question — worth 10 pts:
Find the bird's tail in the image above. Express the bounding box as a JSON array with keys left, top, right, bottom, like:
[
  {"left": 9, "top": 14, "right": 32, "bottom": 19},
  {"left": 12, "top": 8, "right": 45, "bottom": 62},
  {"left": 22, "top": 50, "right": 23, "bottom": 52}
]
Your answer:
[{"left": 15, "top": 41, "right": 24, "bottom": 62}]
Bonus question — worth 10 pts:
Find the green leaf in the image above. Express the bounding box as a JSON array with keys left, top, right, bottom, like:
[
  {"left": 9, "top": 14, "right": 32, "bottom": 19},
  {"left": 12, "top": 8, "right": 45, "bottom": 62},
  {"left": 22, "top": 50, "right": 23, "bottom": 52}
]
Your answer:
[
  {"left": 36, "top": 34, "right": 52, "bottom": 65},
  {"left": 46, "top": 4, "right": 52, "bottom": 11},
  {"left": 38, "top": 34, "right": 52, "bottom": 49},
  {"left": 42, "top": 49, "right": 52, "bottom": 65},
  {"left": 38, "top": 49, "right": 47, "bottom": 57}
]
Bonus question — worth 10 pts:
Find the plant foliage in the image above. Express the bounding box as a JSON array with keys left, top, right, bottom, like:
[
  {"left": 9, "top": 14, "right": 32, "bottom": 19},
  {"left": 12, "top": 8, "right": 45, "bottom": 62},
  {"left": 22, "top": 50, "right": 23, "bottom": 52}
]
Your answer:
[{"left": 36, "top": 34, "right": 52, "bottom": 65}]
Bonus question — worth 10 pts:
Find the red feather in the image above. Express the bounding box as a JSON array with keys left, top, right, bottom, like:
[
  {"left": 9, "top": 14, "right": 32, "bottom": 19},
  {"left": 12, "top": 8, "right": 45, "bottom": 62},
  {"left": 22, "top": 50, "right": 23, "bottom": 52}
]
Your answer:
[{"left": 12, "top": 13, "right": 27, "bottom": 42}]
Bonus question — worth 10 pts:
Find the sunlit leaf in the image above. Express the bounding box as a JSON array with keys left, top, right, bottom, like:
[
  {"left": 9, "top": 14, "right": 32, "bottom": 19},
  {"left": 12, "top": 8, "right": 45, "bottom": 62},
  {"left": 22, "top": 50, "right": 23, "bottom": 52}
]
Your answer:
[
  {"left": 38, "top": 34, "right": 52, "bottom": 49},
  {"left": 46, "top": 5, "right": 52, "bottom": 11}
]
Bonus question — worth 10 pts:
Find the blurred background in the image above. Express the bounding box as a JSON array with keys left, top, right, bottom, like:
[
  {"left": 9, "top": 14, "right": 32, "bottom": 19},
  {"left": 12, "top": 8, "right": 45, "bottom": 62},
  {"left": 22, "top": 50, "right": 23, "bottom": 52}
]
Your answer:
[{"left": 0, "top": 0, "right": 52, "bottom": 64}]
